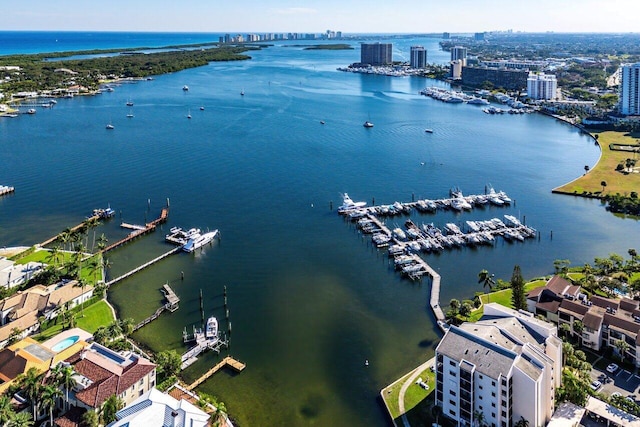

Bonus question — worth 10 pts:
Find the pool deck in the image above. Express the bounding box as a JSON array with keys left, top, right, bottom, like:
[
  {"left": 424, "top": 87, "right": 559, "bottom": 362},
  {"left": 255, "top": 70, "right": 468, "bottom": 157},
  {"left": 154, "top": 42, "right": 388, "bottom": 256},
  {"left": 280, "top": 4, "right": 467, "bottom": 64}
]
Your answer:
[{"left": 41, "top": 327, "right": 93, "bottom": 351}]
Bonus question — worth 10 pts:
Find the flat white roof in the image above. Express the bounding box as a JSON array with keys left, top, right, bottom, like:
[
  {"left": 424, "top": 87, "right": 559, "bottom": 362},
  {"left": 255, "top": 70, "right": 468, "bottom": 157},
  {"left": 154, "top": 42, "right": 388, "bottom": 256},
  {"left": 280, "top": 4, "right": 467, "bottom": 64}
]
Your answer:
[{"left": 585, "top": 396, "right": 640, "bottom": 427}]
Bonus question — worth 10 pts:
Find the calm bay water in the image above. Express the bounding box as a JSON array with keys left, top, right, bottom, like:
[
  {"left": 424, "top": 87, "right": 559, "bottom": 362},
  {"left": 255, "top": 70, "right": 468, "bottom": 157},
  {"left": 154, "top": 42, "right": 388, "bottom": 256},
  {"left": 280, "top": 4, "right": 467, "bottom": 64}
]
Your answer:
[{"left": 1, "top": 34, "right": 639, "bottom": 426}]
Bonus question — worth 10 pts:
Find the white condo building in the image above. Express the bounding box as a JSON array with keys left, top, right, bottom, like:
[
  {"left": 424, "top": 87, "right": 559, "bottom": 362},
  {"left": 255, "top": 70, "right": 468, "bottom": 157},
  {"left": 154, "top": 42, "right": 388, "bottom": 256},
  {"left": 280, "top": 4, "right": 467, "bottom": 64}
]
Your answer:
[
  {"left": 620, "top": 63, "right": 640, "bottom": 115},
  {"left": 527, "top": 73, "right": 557, "bottom": 100},
  {"left": 435, "top": 304, "right": 562, "bottom": 427}
]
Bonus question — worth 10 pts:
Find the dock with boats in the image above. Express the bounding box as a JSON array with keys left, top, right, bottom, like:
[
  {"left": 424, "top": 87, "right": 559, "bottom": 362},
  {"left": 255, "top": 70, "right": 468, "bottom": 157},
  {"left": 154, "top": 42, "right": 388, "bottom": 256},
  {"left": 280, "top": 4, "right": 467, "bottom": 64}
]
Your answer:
[
  {"left": 0, "top": 185, "right": 15, "bottom": 197},
  {"left": 165, "top": 226, "right": 220, "bottom": 253},
  {"left": 101, "top": 207, "right": 168, "bottom": 253}
]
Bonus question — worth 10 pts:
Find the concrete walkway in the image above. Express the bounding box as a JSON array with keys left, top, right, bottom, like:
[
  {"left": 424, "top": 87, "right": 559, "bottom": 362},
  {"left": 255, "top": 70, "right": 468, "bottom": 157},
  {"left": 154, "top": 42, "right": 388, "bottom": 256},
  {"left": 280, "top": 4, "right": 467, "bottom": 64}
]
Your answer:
[{"left": 398, "top": 358, "right": 435, "bottom": 427}]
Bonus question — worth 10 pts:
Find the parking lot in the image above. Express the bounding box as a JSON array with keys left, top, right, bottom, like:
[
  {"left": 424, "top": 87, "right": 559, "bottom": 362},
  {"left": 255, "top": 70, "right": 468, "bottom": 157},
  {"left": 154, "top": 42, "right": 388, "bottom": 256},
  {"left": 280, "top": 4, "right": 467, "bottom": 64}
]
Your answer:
[{"left": 591, "top": 363, "right": 640, "bottom": 402}]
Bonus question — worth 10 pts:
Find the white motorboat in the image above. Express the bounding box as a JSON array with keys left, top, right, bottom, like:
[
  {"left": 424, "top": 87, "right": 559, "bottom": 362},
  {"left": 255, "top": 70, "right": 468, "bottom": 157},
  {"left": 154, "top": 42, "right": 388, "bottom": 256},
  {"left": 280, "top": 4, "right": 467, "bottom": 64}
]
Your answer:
[
  {"left": 106, "top": 123, "right": 114, "bottom": 130},
  {"left": 363, "top": 120, "right": 374, "bottom": 128},
  {"left": 205, "top": 316, "right": 218, "bottom": 339},
  {"left": 183, "top": 229, "right": 219, "bottom": 252},
  {"left": 338, "top": 193, "right": 367, "bottom": 212},
  {"left": 182, "top": 85, "right": 189, "bottom": 91},
  {"left": 27, "top": 109, "right": 36, "bottom": 114}
]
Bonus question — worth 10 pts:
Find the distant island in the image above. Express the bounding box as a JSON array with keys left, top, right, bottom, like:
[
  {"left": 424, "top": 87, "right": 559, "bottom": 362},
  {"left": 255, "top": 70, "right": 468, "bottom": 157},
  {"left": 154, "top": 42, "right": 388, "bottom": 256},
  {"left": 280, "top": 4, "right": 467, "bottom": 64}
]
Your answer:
[{"left": 302, "top": 44, "right": 353, "bottom": 50}]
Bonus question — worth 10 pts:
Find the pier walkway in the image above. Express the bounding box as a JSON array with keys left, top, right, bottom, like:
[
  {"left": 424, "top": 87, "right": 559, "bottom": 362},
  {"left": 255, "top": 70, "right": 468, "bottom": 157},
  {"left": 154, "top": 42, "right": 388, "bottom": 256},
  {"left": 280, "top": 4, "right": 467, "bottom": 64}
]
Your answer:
[
  {"left": 132, "top": 284, "right": 181, "bottom": 332},
  {"left": 186, "top": 356, "right": 246, "bottom": 391},
  {"left": 40, "top": 214, "right": 100, "bottom": 247},
  {"left": 102, "top": 207, "right": 169, "bottom": 253},
  {"left": 106, "top": 246, "right": 181, "bottom": 287}
]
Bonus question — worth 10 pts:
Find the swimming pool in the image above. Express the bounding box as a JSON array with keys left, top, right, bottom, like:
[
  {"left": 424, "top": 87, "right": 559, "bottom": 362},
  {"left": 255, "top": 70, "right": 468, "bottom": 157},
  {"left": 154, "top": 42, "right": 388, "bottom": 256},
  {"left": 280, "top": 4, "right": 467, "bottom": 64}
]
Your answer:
[{"left": 51, "top": 335, "right": 80, "bottom": 352}]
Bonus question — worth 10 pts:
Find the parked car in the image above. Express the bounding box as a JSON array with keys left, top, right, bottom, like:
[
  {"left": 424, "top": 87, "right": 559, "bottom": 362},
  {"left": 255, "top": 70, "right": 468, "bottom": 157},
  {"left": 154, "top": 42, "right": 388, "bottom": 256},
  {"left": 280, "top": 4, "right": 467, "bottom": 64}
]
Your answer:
[
  {"left": 590, "top": 380, "right": 602, "bottom": 391},
  {"left": 606, "top": 363, "right": 619, "bottom": 374}
]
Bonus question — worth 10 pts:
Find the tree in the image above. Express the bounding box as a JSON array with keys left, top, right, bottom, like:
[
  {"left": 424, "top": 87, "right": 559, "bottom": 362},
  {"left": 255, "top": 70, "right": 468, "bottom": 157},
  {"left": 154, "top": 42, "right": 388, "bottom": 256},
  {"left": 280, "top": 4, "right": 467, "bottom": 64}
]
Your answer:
[
  {"left": 478, "top": 269, "right": 495, "bottom": 302},
  {"left": 74, "top": 278, "right": 89, "bottom": 316},
  {"left": 573, "top": 320, "right": 584, "bottom": 346},
  {"left": 615, "top": 339, "right": 630, "bottom": 362},
  {"left": 7, "top": 328, "right": 22, "bottom": 346},
  {"left": 97, "top": 233, "right": 108, "bottom": 252},
  {"left": 459, "top": 301, "right": 473, "bottom": 319},
  {"left": 473, "top": 409, "right": 486, "bottom": 427},
  {"left": 514, "top": 417, "right": 530, "bottom": 427},
  {"left": 52, "top": 364, "right": 76, "bottom": 411},
  {"left": 100, "top": 394, "right": 123, "bottom": 425},
  {"left": 119, "top": 318, "right": 135, "bottom": 337},
  {"left": 510, "top": 265, "right": 527, "bottom": 310},
  {"left": 553, "top": 259, "right": 571, "bottom": 276},
  {"left": 80, "top": 410, "right": 99, "bottom": 427},
  {"left": 156, "top": 350, "right": 182, "bottom": 379},
  {"left": 584, "top": 165, "right": 589, "bottom": 174},
  {"left": 601, "top": 180, "right": 607, "bottom": 193},
  {"left": 559, "top": 322, "right": 571, "bottom": 339},
  {"left": 6, "top": 412, "right": 33, "bottom": 427},
  {"left": 0, "top": 395, "right": 16, "bottom": 425},
  {"left": 41, "top": 384, "right": 63, "bottom": 427},
  {"left": 93, "top": 326, "right": 109, "bottom": 345},
  {"left": 16, "top": 367, "right": 43, "bottom": 421}
]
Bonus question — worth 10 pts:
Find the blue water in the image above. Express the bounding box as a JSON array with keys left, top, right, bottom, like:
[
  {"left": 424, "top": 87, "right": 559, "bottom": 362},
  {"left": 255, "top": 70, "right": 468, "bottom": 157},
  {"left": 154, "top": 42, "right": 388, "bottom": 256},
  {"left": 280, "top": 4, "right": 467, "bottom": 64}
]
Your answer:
[
  {"left": 51, "top": 335, "right": 80, "bottom": 352},
  {"left": 1, "top": 33, "right": 638, "bottom": 426}
]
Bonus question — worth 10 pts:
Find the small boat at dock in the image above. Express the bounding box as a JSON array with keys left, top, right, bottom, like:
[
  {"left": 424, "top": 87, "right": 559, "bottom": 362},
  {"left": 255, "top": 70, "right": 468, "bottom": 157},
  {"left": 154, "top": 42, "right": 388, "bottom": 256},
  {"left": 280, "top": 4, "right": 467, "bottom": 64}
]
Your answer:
[{"left": 183, "top": 229, "right": 219, "bottom": 253}]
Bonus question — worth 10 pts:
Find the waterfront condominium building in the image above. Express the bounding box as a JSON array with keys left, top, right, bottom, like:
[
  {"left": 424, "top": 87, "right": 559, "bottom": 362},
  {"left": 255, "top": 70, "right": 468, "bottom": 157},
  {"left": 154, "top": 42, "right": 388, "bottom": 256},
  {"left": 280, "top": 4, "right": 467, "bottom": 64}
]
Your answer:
[
  {"left": 435, "top": 303, "right": 562, "bottom": 427},
  {"left": 620, "top": 63, "right": 640, "bottom": 115},
  {"left": 360, "top": 43, "right": 393, "bottom": 66},
  {"left": 527, "top": 72, "right": 558, "bottom": 100},
  {"left": 410, "top": 46, "right": 427, "bottom": 69},
  {"left": 451, "top": 46, "right": 468, "bottom": 66}
]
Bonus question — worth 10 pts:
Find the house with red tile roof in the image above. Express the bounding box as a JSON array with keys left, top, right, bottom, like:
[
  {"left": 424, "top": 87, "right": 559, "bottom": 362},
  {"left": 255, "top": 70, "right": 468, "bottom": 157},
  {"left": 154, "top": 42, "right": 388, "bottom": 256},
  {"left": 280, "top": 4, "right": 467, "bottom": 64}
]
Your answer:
[{"left": 54, "top": 342, "right": 156, "bottom": 426}]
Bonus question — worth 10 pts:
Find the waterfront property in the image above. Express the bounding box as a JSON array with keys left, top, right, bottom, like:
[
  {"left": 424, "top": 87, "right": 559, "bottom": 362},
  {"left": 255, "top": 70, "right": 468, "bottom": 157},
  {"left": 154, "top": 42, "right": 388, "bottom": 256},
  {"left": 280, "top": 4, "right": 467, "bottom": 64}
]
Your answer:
[
  {"left": 528, "top": 276, "right": 640, "bottom": 367},
  {"left": 0, "top": 256, "right": 44, "bottom": 289},
  {"left": 0, "top": 279, "right": 93, "bottom": 348},
  {"left": 435, "top": 303, "right": 562, "bottom": 427}
]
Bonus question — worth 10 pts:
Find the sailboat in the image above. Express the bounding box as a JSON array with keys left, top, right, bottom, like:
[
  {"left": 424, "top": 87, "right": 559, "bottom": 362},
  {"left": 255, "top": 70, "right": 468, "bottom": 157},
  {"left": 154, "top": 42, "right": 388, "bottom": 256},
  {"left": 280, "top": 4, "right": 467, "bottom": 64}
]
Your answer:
[
  {"left": 126, "top": 108, "right": 134, "bottom": 118},
  {"left": 126, "top": 99, "right": 133, "bottom": 106},
  {"left": 240, "top": 88, "right": 245, "bottom": 96},
  {"left": 363, "top": 114, "right": 374, "bottom": 128},
  {"left": 106, "top": 121, "right": 114, "bottom": 130},
  {"left": 187, "top": 110, "right": 192, "bottom": 119}
]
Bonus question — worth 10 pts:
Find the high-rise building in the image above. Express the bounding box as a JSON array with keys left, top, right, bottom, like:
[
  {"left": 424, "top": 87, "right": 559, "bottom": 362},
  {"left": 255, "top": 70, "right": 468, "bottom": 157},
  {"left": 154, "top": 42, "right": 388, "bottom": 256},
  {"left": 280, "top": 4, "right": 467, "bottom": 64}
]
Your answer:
[
  {"left": 360, "top": 43, "right": 393, "bottom": 66},
  {"left": 619, "top": 63, "right": 640, "bottom": 115},
  {"left": 451, "top": 46, "right": 468, "bottom": 66},
  {"left": 435, "top": 304, "right": 562, "bottom": 427},
  {"left": 474, "top": 32, "right": 486, "bottom": 41},
  {"left": 442, "top": 32, "right": 451, "bottom": 39},
  {"left": 410, "top": 46, "right": 427, "bottom": 69},
  {"left": 450, "top": 60, "right": 463, "bottom": 80},
  {"left": 527, "top": 72, "right": 557, "bottom": 100}
]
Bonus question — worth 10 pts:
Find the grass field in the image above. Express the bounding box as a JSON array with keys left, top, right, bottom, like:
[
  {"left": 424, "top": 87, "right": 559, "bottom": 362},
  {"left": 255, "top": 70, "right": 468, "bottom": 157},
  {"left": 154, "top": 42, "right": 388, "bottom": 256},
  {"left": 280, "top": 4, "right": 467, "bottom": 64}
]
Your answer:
[
  {"left": 382, "top": 364, "right": 435, "bottom": 421},
  {"left": 14, "top": 248, "right": 103, "bottom": 285},
  {"left": 75, "top": 300, "right": 114, "bottom": 332},
  {"left": 554, "top": 130, "right": 640, "bottom": 197}
]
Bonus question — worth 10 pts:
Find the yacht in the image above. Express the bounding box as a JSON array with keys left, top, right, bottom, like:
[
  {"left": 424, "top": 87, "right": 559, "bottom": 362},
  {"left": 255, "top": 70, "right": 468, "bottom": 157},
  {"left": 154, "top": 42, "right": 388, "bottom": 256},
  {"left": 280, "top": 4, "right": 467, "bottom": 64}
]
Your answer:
[
  {"left": 183, "top": 229, "right": 219, "bottom": 253},
  {"left": 338, "top": 193, "right": 367, "bottom": 212},
  {"left": 424, "top": 128, "right": 434, "bottom": 133},
  {"left": 126, "top": 99, "right": 134, "bottom": 106},
  {"left": 27, "top": 109, "right": 36, "bottom": 115},
  {"left": 106, "top": 123, "right": 114, "bottom": 130},
  {"left": 205, "top": 316, "right": 219, "bottom": 340},
  {"left": 182, "top": 85, "right": 189, "bottom": 91},
  {"left": 200, "top": 106, "right": 205, "bottom": 111},
  {"left": 240, "top": 88, "right": 245, "bottom": 96},
  {"left": 363, "top": 120, "right": 374, "bottom": 128}
]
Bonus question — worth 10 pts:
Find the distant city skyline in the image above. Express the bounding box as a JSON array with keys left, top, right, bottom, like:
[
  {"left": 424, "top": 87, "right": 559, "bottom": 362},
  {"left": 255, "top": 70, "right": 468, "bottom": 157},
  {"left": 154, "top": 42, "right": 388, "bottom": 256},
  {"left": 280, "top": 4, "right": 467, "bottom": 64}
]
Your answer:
[{"left": 3, "top": 0, "right": 639, "bottom": 34}]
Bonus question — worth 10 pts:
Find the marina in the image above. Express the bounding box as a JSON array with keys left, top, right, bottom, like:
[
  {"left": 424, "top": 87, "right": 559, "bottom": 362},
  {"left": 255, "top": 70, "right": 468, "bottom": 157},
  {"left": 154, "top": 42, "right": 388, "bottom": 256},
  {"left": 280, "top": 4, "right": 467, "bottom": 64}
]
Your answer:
[
  {"left": 339, "top": 191, "right": 537, "bottom": 282},
  {"left": 165, "top": 226, "right": 220, "bottom": 252}
]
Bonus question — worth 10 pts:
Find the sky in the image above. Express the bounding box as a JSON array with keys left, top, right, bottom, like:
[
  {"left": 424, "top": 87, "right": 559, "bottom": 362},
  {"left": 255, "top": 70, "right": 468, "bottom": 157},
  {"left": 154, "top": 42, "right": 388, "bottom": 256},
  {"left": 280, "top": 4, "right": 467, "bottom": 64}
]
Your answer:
[{"left": 3, "top": 0, "right": 638, "bottom": 34}]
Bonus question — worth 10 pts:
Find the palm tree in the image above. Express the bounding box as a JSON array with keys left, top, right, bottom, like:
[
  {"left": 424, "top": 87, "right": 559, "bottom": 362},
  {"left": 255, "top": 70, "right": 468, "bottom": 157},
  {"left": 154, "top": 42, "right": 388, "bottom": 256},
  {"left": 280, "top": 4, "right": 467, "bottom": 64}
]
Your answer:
[
  {"left": 0, "top": 395, "right": 16, "bottom": 425},
  {"left": 100, "top": 395, "right": 123, "bottom": 425},
  {"left": 473, "top": 409, "right": 486, "bottom": 427},
  {"left": 573, "top": 320, "right": 584, "bottom": 346},
  {"left": 47, "top": 247, "right": 60, "bottom": 269},
  {"left": 88, "top": 256, "right": 101, "bottom": 285},
  {"left": 7, "top": 412, "right": 33, "bottom": 427},
  {"left": 601, "top": 180, "right": 607, "bottom": 193},
  {"left": 212, "top": 399, "right": 228, "bottom": 427},
  {"left": 54, "top": 364, "right": 76, "bottom": 410},
  {"left": 16, "top": 367, "right": 43, "bottom": 421},
  {"left": 514, "top": 416, "right": 530, "bottom": 427},
  {"left": 74, "top": 278, "right": 89, "bottom": 316},
  {"left": 41, "top": 384, "right": 62, "bottom": 426},
  {"left": 80, "top": 410, "right": 99, "bottom": 427},
  {"left": 615, "top": 339, "right": 630, "bottom": 362},
  {"left": 60, "top": 228, "right": 72, "bottom": 251},
  {"left": 107, "top": 321, "right": 123, "bottom": 340},
  {"left": 97, "top": 233, "right": 108, "bottom": 253},
  {"left": 478, "top": 269, "right": 495, "bottom": 302},
  {"left": 119, "top": 318, "right": 135, "bottom": 337}
]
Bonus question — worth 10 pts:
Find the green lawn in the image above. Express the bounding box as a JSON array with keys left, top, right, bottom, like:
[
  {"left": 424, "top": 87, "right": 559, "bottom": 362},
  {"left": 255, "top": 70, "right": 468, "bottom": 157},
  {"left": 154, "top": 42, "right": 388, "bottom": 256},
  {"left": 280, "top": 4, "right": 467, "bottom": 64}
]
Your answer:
[
  {"left": 75, "top": 300, "right": 114, "bottom": 332},
  {"left": 554, "top": 130, "right": 640, "bottom": 197},
  {"left": 382, "top": 364, "right": 435, "bottom": 420},
  {"left": 468, "top": 279, "right": 549, "bottom": 322},
  {"left": 13, "top": 248, "right": 103, "bottom": 286}
]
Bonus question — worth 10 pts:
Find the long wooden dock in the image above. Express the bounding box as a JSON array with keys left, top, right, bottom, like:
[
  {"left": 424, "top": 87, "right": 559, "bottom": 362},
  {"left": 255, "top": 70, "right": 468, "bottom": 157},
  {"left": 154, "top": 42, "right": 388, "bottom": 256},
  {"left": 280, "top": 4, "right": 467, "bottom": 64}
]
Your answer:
[
  {"left": 102, "top": 208, "right": 169, "bottom": 254},
  {"left": 106, "top": 246, "right": 181, "bottom": 286},
  {"left": 186, "top": 356, "right": 246, "bottom": 391},
  {"left": 40, "top": 214, "right": 100, "bottom": 247},
  {"left": 133, "top": 284, "right": 181, "bottom": 331}
]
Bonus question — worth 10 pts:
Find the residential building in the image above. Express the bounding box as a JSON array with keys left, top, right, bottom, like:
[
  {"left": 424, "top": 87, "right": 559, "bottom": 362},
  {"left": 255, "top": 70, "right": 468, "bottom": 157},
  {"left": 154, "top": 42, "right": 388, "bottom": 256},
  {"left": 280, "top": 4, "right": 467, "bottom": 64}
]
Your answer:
[
  {"left": 450, "top": 60, "right": 463, "bottom": 80},
  {"left": 461, "top": 66, "right": 529, "bottom": 90},
  {"left": 527, "top": 275, "right": 640, "bottom": 366},
  {"left": 62, "top": 342, "right": 156, "bottom": 412},
  {"left": 410, "top": 46, "right": 427, "bottom": 69},
  {"left": 0, "top": 280, "right": 93, "bottom": 348},
  {"left": 451, "top": 46, "right": 467, "bottom": 66},
  {"left": 442, "top": 32, "right": 450, "bottom": 39},
  {"left": 619, "top": 63, "right": 640, "bottom": 115},
  {"left": 360, "top": 43, "right": 393, "bottom": 66},
  {"left": 527, "top": 72, "right": 558, "bottom": 100},
  {"left": 106, "top": 387, "right": 210, "bottom": 427},
  {"left": 435, "top": 303, "right": 562, "bottom": 427},
  {"left": 0, "top": 257, "right": 44, "bottom": 289},
  {"left": 474, "top": 32, "right": 486, "bottom": 41},
  {"left": 481, "top": 60, "right": 545, "bottom": 71}
]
